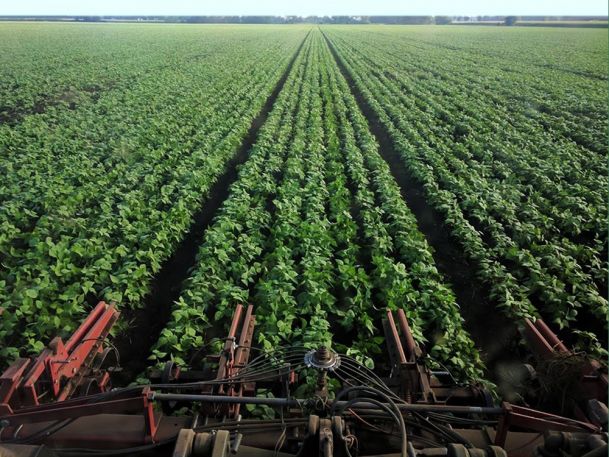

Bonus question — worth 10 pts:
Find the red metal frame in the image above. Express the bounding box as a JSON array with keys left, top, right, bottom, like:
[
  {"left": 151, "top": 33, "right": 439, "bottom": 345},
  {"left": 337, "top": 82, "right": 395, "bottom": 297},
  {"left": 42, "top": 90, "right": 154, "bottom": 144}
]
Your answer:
[
  {"left": 522, "top": 318, "right": 568, "bottom": 358},
  {"left": 495, "top": 402, "right": 600, "bottom": 448},
  {"left": 0, "top": 304, "right": 257, "bottom": 446},
  {"left": 384, "top": 309, "right": 459, "bottom": 404},
  {"left": 0, "top": 301, "right": 119, "bottom": 411},
  {"left": 521, "top": 318, "right": 608, "bottom": 425},
  {"left": 0, "top": 302, "right": 162, "bottom": 444},
  {"left": 1, "top": 304, "right": 605, "bottom": 455},
  {"left": 211, "top": 304, "right": 256, "bottom": 418},
  {"left": 0, "top": 387, "right": 161, "bottom": 444}
]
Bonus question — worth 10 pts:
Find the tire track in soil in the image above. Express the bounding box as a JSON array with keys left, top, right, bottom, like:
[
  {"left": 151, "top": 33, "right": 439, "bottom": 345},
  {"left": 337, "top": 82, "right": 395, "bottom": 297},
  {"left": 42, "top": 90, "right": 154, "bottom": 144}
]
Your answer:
[
  {"left": 320, "top": 30, "right": 522, "bottom": 381},
  {"left": 113, "top": 31, "right": 311, "bottom": 382}
]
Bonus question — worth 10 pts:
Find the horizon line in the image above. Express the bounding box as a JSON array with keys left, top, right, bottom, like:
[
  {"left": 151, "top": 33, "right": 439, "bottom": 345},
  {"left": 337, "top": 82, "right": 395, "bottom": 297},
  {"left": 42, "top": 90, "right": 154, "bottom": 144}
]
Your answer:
[{"left": 0, "top": 14, "right": 607, "bottom": 17}]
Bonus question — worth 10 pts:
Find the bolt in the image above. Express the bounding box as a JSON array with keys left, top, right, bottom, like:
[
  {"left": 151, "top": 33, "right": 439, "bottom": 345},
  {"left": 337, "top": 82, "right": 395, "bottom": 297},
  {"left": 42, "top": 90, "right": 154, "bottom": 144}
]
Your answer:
[{"left": 315, "top": 346, "right": 330, "bottom": 363}]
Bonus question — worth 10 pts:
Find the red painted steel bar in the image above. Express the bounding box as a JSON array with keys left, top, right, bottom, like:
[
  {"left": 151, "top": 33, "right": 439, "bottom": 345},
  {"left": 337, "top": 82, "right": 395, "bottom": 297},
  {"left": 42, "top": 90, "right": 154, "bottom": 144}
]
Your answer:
[
  {"left": 534, "top": 318, "right": 568, "bottom": 353},
  {"left": 227, "top": 303, "right": 244, "bottom": 339},
  {"left": 396, "top": 309, "right": 417, "bottom": 362},
  {"left": 522, "top": 319, "right": 555, "bottom": 358},
  {"left": 0, "top": 359, "right": 31, "bottom": 405},
  {"left": 64, "top": 302, "right": 108, "bottom": 352},
  {"left": 386, "top": 310, "right": 407, "bottom": 364}
]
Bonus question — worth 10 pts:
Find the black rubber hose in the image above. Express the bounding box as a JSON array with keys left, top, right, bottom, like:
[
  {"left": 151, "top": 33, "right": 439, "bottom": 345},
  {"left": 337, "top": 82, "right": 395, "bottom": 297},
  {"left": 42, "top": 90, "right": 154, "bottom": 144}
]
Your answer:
[{"left": 333, "top": 386, "right": 407, "bottom": 457}]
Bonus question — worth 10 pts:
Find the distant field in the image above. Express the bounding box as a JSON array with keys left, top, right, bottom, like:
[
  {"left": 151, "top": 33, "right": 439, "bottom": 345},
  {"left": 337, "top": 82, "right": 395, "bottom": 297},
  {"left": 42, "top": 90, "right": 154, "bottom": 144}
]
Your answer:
[
  {"left": 517, "top": 20, "right": 608, "bottom": 28},
  {"left": 0, "top": 24, "right": 606, "bottom": 383},
  {"left": 454, "top": 20, "right": 608, "bottom": 27},
  {"left": 520, "top": 20, "right": 607, "bottom": 23}
]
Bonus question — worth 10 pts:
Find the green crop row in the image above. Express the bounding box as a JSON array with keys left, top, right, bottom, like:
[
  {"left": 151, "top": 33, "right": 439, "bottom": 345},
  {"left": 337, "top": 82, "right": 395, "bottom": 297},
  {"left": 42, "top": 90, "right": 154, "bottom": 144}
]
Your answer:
[
  {"left": 322, "top": 26, "right": 607, "bottom": 344},
  {"left": 1, "top": 23, "right": 604, "bottom": 380},
  {"left": 152, "top": 31, "right": 486, "bottom": 383},
  {"left": 0, "top": 25, "right": 309, "bottom": 360}
]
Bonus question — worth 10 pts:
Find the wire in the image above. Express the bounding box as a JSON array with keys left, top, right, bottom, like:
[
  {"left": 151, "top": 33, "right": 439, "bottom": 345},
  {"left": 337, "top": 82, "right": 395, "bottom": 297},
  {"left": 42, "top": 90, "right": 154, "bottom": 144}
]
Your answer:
[
  {"left": 344, "top": 433, "right": 359, "bottom": 457},
  {"left": 243, "top": 345, "right": 308, "bottom": 370},
  {"left": 0, "top": 386, "right": 138, "bottom": 445},
  {"left": 412, "top": 411, "right": 473, "bottom": 447},
  {"left": 0, "top": 348, "right": 306, "bottom": 445},
  {"left": 336, "top": 357, "right": 402, "bottom": 402},
  {"left": 339, "top": 355, "right": 392, "bottom": 387},
  {"left": 0, "top": 385, "right": 145, "bottom": 444},
  {"left": 187, "top": 338, "right": 222, "bottom": 366},
  {"left": 238, "top": 352, "right": 303, "bottom": 372},
  {"left": 423, "top": 354, "right": 459, "bottom": 385},
  {"left": 408, "top": 435, "right": 443, "bottom": 448},
  {"left": 425, "top": 412, "right": 498, "bottom": 426},
  {"left": 0, "top": 344, "right": 485, "bottom": 454},
  {"left": 341, "top": 396, "right": 406, "bottom": 456},
  {"left": 192, "top": 418, "right": 307, "bottom": 431},
  {"left": 273, "top": 405, "right": 287, "bottom": 457},
  {"left": 332, "top": 366, "right": 360, "bottom": 390},
  {"left": 332, "top": 361, "right": 485, "bottom": 449},
  {"left": 3, "top": 418, "right": 76, "bottom": 445},
  {"left": 347, "top": 408, "right": 387, "bottom": 433},
  {"left": 71, "top": 337, "right": 121, "bottom": 369},
  {"left": 52, "top": 439, "right": 175, "bottom": 456},
  {"left": 333, "top": 386, "right": 407, "bottom": 457}
]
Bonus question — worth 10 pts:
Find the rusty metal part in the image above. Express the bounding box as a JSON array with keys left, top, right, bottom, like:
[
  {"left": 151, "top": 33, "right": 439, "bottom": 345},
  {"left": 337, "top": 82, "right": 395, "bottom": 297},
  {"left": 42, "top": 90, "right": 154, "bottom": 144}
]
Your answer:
[
  {"left": 304, "top": 346, "right": 341, "bottom": 399},
  {"left": 0, "top": 302, "right": 119, "bottom": 411},
  {"left": 151, "top": 393, "right": 506, "bottom": 414},
  {"left": 211, "top": 429, "right": 230, "bottom": 457},
  {"left": 1, "top": 303, "right": 606, "bottom": 457},
  {"left": 0, "top": 413, "right": 188, "bottom": 449},
  {"left": 214, "top": 304, "right": 256, "bottom": 418},
  {"left": 494, "top": 403, "right": 600, "bottom": 448},
  {"left": 384, "top": 309, "right": 433, "bottom": 402},
  {"left": 305, "top": 347, "right": 341, "bottom": 371},
  {"left": 443, "top": 444, "right": 508, "bottom": 457},
  {"left": 520, "top": 318, "right": 608, "bottom": 426},
  {"left": 192, "top": 432, "right": 213, "bottom": 456},
  {"left": 539, "top": 431, "right": 608, "bottom": 457},
  {"left": 319, "top": 418, "right": 334, "bottom": 456},
  {"left": 396, "top": 309, "right": 419, "bottom": 362},
  {"left": 0, "top": 386, "right": 161, "bottom": 443},
  {"left": 149, "top": 304, "right": 258, "bottom": 419}
]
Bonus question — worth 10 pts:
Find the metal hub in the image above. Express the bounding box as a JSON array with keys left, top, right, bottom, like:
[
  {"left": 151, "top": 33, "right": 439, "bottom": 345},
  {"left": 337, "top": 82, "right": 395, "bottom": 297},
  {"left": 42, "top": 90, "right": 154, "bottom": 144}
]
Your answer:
[{"left": 304, "top": 346, "right": 341, "bottom": 371}]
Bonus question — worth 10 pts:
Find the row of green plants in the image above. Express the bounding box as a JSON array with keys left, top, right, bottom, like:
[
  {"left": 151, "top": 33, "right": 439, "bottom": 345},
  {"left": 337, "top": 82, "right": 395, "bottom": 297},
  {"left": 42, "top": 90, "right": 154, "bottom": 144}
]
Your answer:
[
  {"left": 362, "top": 26, "right": 607, "bottom": 155},
  {"left": 355, "top": 53, "right": 606, "bottom": 322},
  {"left": 329, "top": 28, "right": 606, "bottom": 233},
  {"left": 324, "top": 28, "right": 607, "bottom": 340},
  {"left": 0, "top": 26, "right": 309, "bottom": 361},
  {"left": 366, "top": 25, "right": 607, "bottom": 81},
  {"left": 152, "top": 31, "right": 486, "bottom": 383},
  {"left": 0, "top": 24, "right": 305, "bottom": 123}
]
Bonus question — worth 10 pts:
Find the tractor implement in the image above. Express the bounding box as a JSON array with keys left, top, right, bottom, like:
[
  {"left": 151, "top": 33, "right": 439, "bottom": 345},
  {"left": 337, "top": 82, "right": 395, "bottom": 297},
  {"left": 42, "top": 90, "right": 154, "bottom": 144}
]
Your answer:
[
  {"left": 0, "top": 303, "right": 606, "bottom": 457},
  {"left": 520, "top": 318, "right": 608, "bottom": 427}
]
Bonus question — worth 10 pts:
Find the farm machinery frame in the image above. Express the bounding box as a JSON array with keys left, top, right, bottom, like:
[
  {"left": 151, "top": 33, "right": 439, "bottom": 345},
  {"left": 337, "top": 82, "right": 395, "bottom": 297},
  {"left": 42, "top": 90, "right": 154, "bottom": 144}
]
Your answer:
[{"left": 0, "top": 302, "right": 606, "bottom": 457}]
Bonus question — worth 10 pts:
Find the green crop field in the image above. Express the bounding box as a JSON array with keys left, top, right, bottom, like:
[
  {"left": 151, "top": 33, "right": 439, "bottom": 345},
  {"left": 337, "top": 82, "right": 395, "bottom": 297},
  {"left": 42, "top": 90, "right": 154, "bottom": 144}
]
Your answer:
[{"left": 0, "top": 23, "right": 607, "bottom": 387}]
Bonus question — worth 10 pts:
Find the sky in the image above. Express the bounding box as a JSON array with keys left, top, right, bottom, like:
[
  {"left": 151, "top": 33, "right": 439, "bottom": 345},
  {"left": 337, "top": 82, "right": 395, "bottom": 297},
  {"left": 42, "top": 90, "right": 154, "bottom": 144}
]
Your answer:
[{"left": 0, "top": 0, "right": 606, "bottom": 17}]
